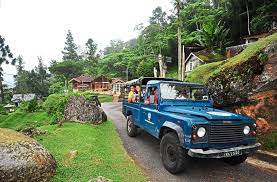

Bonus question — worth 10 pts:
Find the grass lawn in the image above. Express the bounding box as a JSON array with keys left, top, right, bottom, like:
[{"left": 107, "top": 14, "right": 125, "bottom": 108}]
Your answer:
[
  {"left": 36, "top": 122, "right": 147, "bottom": 182},
  {"left": 97, "top": 94, "right": 113, "bottom": 103},
  {"left": 0, "top": 111, "right": 50, "bottom": 130},
  {"left": 185, "top": 61, "right": 225, "bottom": 83}
]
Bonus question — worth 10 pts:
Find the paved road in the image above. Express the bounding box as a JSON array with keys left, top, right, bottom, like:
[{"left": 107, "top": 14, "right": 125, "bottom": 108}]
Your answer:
[{"left": 102, "top": 102, "right": 277, "bottom": 182}]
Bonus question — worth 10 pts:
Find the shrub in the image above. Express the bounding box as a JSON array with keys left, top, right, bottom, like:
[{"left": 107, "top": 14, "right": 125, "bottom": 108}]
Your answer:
[
  {"left": 19, "top": 99, "right": 39, "bottom": 112},
  {"left": 0, "top": 105, "right": 8, "bottom": 115},
  {"left": 43, "top": 94, "right": 69, "bottom": 124},
  {"left": 49, "top": 82, "right": 66, "bottom": 94}
]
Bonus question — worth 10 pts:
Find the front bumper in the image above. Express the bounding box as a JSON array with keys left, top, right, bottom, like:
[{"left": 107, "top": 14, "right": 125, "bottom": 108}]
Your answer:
[{"left": 188, "top": 143, "right": 261, "bottom": 158}]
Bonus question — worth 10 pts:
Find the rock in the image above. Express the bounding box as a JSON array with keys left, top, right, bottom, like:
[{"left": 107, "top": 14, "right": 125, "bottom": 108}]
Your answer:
[
  {"left": 0, "top": 128, "right": 56, "bottom": 182},
  {"left": 88, "top": 176, "right": 112, "bottom": 182},
  {"left": 66, "top": 150, "right": 78, "bottom": 160},
  {"left": 64, "top": 96, "right": 107, "bottom": 124},
  {"left": 207, "top": 41, "right": 277, "bottom": 130},
  {"left": 20, "top": 127, "right": 46, "bottom": 137},
  {"left": 256, "top": 118, "right": 271, "bottom": 132},
  {"left": 234, "top": 90, "right": 276, "bottom": 133}
]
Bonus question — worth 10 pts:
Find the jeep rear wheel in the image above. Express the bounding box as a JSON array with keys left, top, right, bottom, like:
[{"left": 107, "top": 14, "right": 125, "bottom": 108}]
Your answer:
[
  {"left": 126, "top": 116, "right": 138, "bottom": 137},
  {"left": 223, "top": 155, "right": 248, "bottom": 165},
  {"left": 160, "top": 132, "right": 189, "bottom": 174}
]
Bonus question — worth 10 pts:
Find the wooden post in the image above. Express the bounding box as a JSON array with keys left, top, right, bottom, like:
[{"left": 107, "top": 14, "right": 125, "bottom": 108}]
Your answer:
[
  {"left": 181, "top": 45, "right": 185, "bottom": 81},
  {"left": 158, "top": 54, "right": 164, "bottom": 78},
  {"left": 154, "top": 67, "right": 158, "bottom": 78}
]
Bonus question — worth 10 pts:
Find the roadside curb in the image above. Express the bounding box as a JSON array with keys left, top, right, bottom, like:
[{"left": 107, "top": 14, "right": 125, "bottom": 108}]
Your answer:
[{"left": 252, "top": 150, "right": 277, "bottom": 165}]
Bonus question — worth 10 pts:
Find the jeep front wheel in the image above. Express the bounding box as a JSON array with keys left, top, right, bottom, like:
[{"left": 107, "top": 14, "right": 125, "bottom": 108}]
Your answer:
[
  {"left": 160, "top": 132, "right": 189, "bottom": 174},
  {"left": 126, "top": 116, "right": 138, "bottom": 137}
]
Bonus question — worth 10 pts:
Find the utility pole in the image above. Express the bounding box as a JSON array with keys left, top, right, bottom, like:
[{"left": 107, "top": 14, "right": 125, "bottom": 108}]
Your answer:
[
  {"left": 181, "top": 45, "right": 185, "bottom": 81},
  {"left": 176, "top": 0, "right": 182, "bottom": 81}
]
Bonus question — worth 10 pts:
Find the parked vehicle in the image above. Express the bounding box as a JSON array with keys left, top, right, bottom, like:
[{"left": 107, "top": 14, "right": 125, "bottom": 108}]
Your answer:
[{"left": 122, "top": 77, "right": 260, "bottom": 174}]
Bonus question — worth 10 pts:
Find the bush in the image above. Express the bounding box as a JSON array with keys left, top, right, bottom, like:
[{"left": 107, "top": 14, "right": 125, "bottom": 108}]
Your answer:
[
  {"left": 43, "top": 94, "right": 69, "bottom": 124},
  {"left": 19, "top": 99, "right": 39, "bottom": 112},
  {"left": 0, "top": 105, "right": 8, "bottom": 115},
  {"left": 49, "top": 82, "right": 66, "bottom": 94}
]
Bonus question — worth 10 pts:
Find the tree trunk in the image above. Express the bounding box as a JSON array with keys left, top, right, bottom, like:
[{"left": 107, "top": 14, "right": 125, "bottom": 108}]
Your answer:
[
  {"left": 181, "top": 45, "right": 185, "bottom": 81},
  {"left": 176, "top": 1, "right": 182, "bottom": 81},
  {"left": 178, "top": 27, "right": 182, "bottom": 81},
  {"left": 0, "top": 80, "right": 4, "bottom": 103},
  {"left": 246, "top": 0, "right": 251, "bottom": 35}
]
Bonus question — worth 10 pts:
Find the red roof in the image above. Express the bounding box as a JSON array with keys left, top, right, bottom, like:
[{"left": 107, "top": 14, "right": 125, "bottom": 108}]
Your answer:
[{"left": 70, "top": 75, "right": 93, "bottom": 83}]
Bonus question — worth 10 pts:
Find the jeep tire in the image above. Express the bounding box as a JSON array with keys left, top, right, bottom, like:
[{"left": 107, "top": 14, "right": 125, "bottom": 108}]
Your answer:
[
  {"left": 160, "top": 132, "right": 189, "bottom": 174},
  {"left": 126, "top": 116, "right": 138, "bottom": 137},
  {"left": 223, "top": 154, "right": 248, "bottom": 165}
]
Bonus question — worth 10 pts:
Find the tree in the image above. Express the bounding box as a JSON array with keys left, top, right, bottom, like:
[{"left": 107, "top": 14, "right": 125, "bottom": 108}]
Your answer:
[
  {"left": 149, "top": 7, "right": 168, "bottom": 26},
  {"left": 14, "top": 55, "right": 28, "bottom": 94},
  {"left": 85, "top": 38, "right": 98, "bottom": 60},
  {"left": 173, "top": 0, "right": 185, "bottom": 80},
  {"left": 16, "top": 55, "right": 24, "bottom": 74},
  {"left": 36, "top": 57, "right": 48, "bottom": 84},
  {"left": 62, "top": 30, "right": 79, "bottom": 60},
  {"left": 104, "top": 40, "right": 125, "bottom": 55},
  {"left": 35, "top": 57, "right": 50, "bottom": 96},
  {"left": 49, "top": 60, "right": 83, "bottom": 87},
  {"left": 15, "top": 57, "right": 50, "bottom": 97},
  {"left": 0, "top": 35, "right": 16, "bottom": 103}
]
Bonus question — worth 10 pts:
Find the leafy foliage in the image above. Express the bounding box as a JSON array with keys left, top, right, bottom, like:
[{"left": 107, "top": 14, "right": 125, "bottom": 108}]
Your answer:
[
  {"left": 0, "top": 35, "right": 16, "bottom": 103},
  {"left": 48, "top": 82, "right": 66, "bottom": 94},
  {"left": 49, "top": 60, "right": 83, "bottom": 85},
  {"left": 15, "top": 57, "right": 50, "bottom": 97},
  {"left": 19, "top": 99, "right": 39, "bottom": 113},
  {"left": 197, "top": 20, "right": 230, "bottom": 51},
  {"left": 251, "top": 1, "right": 277, "bottom": 33},
  {"left": 85, "top": 38, "right": 98, "bottom": 60},
  {"left": 136, "top": 59, "right": 156, "bottom": 77}
]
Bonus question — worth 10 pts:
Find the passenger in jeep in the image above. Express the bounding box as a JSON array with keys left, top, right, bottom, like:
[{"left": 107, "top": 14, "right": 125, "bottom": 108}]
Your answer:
[
  {"left": 128, "top": 86, "right": 136, "bottom": 103},
  {"left": 144, "top": 87, "right": 158, "bottom": 104},
  {"left": 134, "top": 85, "right": 141, "bottom": 102}
]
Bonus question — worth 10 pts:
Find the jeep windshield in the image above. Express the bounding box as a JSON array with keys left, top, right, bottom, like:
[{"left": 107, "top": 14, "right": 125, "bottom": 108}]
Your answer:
[{"left": 160, "top": 82, "right": 208, "bottom": 101}]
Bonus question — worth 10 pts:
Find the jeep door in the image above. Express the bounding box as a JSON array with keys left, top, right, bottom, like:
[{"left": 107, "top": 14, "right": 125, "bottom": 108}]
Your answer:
[{"left": 140, "top": 86, "right": 159, "bottom": 136}]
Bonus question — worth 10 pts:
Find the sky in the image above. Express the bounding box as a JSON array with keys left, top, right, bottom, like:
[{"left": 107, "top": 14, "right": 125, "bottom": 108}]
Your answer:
[{"left": 0, "top": 0, "right": 172, "bottom": 86}]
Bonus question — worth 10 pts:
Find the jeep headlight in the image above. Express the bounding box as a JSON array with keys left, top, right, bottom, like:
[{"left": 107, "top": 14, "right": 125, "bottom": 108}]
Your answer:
[
  {"left": 197, "top": 127, "right": 206, "bottom": 138},
  {"left": 243, "top": 125, "right": 250, "bottom": 135}
]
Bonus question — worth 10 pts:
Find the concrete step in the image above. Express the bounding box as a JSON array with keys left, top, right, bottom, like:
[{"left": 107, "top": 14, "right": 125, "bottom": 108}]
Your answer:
[{"left": 252, "top": 150, "right": 277, "bottom": 165}]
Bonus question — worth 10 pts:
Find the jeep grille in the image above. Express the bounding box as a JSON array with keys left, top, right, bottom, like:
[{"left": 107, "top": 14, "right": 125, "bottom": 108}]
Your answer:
[{"left": 209, "top": 124, "right": 244, "bottom": 144}]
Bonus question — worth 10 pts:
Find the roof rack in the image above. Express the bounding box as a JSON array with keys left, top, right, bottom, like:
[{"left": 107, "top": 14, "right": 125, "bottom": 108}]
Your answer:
[{"left": 125, "top": 77, "right": 181, "bottom": 86}]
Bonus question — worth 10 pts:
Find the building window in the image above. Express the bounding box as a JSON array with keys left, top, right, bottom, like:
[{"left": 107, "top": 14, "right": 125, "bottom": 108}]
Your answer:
[{"left": 189, "top": 60, "right": 193, "bottom": 71}]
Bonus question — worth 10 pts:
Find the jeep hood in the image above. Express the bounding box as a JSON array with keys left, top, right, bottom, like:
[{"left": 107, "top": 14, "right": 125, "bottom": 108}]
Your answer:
[{"left": 163, "top": 106, "right": 243, "bottom": 120}]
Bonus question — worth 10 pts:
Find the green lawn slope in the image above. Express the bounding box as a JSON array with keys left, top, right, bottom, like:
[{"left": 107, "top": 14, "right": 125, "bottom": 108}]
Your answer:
[
  {"left": 0, "top": 112, "right": 49, "bottom": 130},
  {"left": 36, "top": 122, "right": 147, "bottom": 182},
  {"left": 186, "top": 32, "right": 277, "bottom": 83}
]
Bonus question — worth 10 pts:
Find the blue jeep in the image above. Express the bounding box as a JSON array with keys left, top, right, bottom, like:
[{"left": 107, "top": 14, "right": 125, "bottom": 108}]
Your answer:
[{"left": 122, "top": 77, "right": 260, "bottom": 174}]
